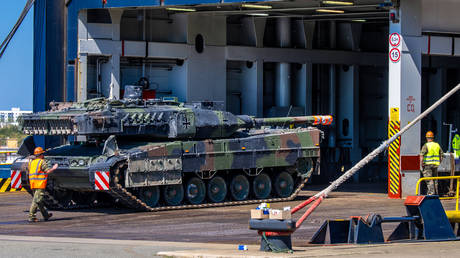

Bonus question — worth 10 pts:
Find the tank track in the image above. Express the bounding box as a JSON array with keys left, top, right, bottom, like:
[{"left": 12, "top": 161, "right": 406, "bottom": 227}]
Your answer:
[
  {"left": 25, "top": 164, "right": 311, "bottom": 212},
  {"left": 105, "top": 163, "right": 310, "bottom": 212},
  {"left": 24, "top": 187, "right": 66, "bottom": 210},
  {"left": 25, "top": 187, "right": 106, "bottom": 210}
]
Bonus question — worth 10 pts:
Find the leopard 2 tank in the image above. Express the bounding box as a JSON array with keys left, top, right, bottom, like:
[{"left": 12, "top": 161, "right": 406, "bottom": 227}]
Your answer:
[{"left": 11, "top": 86, "right": 332, "bottom": 211}]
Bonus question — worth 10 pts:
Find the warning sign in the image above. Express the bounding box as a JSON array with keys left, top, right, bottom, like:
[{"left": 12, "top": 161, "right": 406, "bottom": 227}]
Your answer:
[
  {"left": 406, "top": 96, "right": 416, "bottom": 113},
  {"left": 389, "top": 48, "right": 401, "bottom": 63},
  {"left": 389, "top": 33, "right": 401, "bottom": 47}
]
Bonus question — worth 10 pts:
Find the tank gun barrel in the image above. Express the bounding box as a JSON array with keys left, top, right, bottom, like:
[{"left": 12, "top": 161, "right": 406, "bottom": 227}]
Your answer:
[{"left": 251, "top": 115, "right": 333, "bottom": 128}]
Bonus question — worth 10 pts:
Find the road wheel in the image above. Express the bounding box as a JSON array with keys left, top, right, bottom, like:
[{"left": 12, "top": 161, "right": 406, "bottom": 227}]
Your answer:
[
  {"left": 252, "top": 173, "right": 272, "bottom": 199},
  {"left": 139, "top": 186, "right": 160, "bottom": 207},
  {"left": 186, "top": 177, "right": 206, "bottom": 204},
  {"left": 163, "top": 184, "right": 184, "bottom": 206},
  {"left": 207, "top": 176, "right": 227, "bottom": 203},
  {"left": 230, "top": 174, "right": 249, "bottom": 201},
  {"left": 274, "top": 171, "right": 294, "bottom": 198}
]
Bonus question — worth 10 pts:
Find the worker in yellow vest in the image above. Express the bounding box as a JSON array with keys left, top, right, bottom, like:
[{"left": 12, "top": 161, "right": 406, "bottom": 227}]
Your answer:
[
  {"left": 419, "top": 131, "right": 443, "bottom": 195},
  {"left": 28, "top": 147, "right": 58, "bottom": 222},
  {"left": 452, "top": 134, "right": 460, "bottom": 158}
]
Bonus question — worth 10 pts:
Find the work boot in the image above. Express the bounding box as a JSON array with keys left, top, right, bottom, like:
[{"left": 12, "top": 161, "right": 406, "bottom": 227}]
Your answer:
[
  {"left": 28, "top": 218, "right": 39, "bottom": 223},
  {"left": 44, "top": 213, "right": 53, "bottom": 221}
]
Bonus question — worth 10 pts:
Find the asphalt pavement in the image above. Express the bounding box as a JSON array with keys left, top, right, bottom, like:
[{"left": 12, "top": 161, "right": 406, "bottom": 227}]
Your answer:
[{"left": 0, "top": 183, "right": 458, "bottom": 257}]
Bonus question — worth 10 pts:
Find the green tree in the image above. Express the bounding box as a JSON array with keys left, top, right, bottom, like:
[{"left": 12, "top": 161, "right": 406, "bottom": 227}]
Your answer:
[{"left": 0, "top": 125, "right": 26, "bottom": 147}]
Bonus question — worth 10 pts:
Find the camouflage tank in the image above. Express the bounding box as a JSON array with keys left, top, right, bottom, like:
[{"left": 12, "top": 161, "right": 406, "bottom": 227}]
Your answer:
[{"left": 11, "top": 86, "right": 332, "bottom": 211}]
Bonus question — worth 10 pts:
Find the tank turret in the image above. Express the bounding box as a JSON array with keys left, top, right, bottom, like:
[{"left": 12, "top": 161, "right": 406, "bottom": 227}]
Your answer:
[
  {"left": 19, "top": 90, "right": 332, "bottom": 140},
  {"left": 13, "top": 87, "right": 332, "bottom": 212}
]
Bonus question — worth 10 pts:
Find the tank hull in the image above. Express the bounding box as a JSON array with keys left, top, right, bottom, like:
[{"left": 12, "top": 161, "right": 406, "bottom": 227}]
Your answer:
[{"left": 12, "top": 128, "right": 321, "bottom": 211}]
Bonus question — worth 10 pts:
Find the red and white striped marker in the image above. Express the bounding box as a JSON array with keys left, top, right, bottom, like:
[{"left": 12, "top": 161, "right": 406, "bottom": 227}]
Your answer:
[
  {"left": 313, "top": 115, "right": 333, "bottom": 126},
  {"left": 94, "top": 171, "right": 110, "bottom": 190},
  {"left": 321, "top": 116, "right": 333, "bottom": 125},
  {"left": 10, "top": 170, "right": 22, "bottom": 189}
]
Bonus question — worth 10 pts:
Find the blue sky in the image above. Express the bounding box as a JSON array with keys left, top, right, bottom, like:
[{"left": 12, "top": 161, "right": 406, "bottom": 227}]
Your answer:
[{"left": 0, "top": 0, "right": 33, "bottom": 111}]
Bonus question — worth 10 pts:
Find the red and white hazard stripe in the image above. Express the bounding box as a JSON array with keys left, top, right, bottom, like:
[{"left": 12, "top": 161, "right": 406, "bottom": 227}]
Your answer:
[
  {"left": 313, "top": 115, "right": 333, "bottom": 126},
  {"left": 10, "top": 170, "right": 22, "bottom": 189},
  {"left": 94, "top": 171, "right": 110, "bottom": 190},
  {"left": 321, "top": 115, "right": 333, "bottom": 126}
]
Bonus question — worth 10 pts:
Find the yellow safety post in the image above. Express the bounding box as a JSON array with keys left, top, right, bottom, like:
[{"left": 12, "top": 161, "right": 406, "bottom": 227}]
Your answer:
[
  {"left": 388, "top": 111, "right": 401, "bottom": 199},
  {"left": 447, "top": 180, "right": 460, "bottom": 222}
]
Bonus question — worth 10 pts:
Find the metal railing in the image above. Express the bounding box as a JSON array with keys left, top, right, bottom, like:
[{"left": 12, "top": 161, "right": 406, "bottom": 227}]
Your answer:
[
  {"left": 0, "top": 150, "right": 17, "bottom": 165},
  {"left": 416, "top": 175, "right": 460, "bottom": 212},
  {"left": 0, "top": 151, "right": 17, "bottom": 154}
]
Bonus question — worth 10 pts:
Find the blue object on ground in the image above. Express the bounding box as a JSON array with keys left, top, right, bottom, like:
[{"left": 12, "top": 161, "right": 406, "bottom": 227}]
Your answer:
[{"left": 0, "top": 164, "right": 11, "bottom": 179}]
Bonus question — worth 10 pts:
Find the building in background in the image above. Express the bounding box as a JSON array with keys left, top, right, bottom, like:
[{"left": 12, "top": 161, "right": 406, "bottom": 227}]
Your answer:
[
  {"left": 32, "top": 0, "right": 460, "bottom": 193},
  {"left": 0, "top": 108, "right": 31, "bottom": 127}
]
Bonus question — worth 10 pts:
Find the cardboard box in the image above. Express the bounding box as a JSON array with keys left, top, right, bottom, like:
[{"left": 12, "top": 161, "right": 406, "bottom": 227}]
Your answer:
[
  {"left": 269, "top": 209, "right": 292, "bottom": 220},
  {"left": 250, "top": 209, "right": 269, "bottom": 219}
]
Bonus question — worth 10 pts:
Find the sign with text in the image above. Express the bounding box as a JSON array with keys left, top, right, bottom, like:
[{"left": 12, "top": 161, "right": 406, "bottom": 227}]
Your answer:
[
  {"left": 390, "top": 48, "right": 401, "bottom": 63},
  {"left": 389, "top": 33, "right": 401, "bottom": 47}
]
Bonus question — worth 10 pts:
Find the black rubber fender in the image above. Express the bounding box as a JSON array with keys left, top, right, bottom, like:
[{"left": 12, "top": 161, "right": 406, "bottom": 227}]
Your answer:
[{"left": 249, "top": 219, "right": 296, "bottom": 232}]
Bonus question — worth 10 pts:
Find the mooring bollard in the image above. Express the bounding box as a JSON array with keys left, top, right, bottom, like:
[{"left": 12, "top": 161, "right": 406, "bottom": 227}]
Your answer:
[{"left": 249, "top": 218, "right": 296, "bottom": 252}]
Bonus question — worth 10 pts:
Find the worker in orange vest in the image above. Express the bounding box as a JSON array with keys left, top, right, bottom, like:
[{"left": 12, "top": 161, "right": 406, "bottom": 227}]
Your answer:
[
  {"left": 28, "top": 147, "right": 58, "bottom": 222},
  {"left": 419, "top": 131, "right": 443, "bottom": 195}
]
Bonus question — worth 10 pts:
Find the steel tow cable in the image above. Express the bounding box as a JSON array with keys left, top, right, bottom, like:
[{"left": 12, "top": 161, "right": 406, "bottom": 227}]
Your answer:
[
  {"left": 293, "top": 83, "right": 460, "bottom": 230},
  {"left": 0, "top": 0, "right": 35, "bottom": 58}
]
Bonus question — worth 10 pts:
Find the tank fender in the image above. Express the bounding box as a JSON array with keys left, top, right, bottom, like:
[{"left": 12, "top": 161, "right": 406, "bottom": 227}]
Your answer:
[
  {"left": 11, "top": 158, "right": 30, "bottom": 171},
  {"left": 102, "top": 135, "right": 119, "bottom": 156},
  {"left": 17, "top": 136, "right": 35, "bottom": 157},
  {"left": 88, "top": 156, "right": 126, "bottom": 187}
]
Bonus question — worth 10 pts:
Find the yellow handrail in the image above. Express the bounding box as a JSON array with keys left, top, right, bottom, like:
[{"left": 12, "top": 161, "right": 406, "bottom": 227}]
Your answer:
[
  {"left": 416, "top": 175, "right": 460, "bottom": 211},
  {"left": 0, "top": 151, "right": 16, "bottom": 154}
]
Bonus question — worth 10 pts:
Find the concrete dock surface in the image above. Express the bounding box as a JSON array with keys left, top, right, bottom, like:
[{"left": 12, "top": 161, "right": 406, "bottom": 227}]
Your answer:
[
  {"left": 0, "top": 183, "right": 458, "bottom": 257},
  {"left": 0, "top": 234, "right": 459, "bottom": 258}
]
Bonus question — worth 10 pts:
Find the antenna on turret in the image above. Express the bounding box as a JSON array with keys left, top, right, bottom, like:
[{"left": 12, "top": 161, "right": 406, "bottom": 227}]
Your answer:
[{"left": 282, "top": 105, "right": 293, "bottom": 128}]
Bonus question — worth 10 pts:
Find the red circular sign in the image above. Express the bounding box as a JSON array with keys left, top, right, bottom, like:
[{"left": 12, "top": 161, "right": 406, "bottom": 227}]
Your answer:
[
  {"left": 389, "top": 33, "right": 401, "bottom": 47},
  {"left": 389, "top": 48, "right": 401, "bottom": 63}
]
